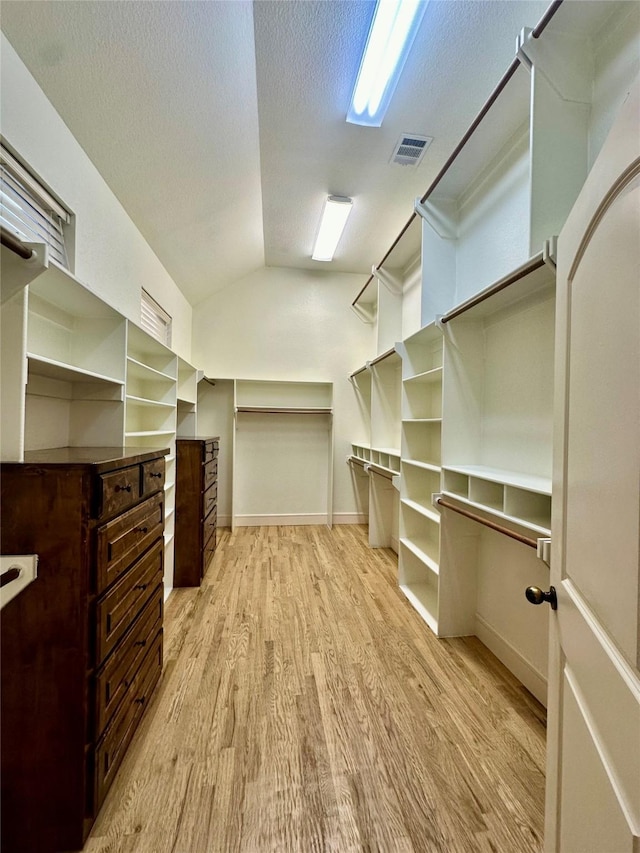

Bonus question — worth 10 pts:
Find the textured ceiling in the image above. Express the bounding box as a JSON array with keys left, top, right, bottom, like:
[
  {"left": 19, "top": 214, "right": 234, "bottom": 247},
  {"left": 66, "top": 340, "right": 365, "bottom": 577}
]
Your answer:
[{"left": 1, "top": 0, "right": 574, "bottom": 305}]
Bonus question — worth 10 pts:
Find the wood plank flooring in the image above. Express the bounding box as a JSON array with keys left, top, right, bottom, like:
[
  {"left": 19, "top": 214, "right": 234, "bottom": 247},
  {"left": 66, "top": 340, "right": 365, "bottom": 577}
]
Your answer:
[{"left": 85, "top": 525, "right": 546, "bottom": 853}]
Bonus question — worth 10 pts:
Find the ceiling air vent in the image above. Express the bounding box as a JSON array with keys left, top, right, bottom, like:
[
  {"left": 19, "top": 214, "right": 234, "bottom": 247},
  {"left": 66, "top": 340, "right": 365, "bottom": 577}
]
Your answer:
[{"left": 391, "top": 134, "right": 433, "bottom": 166}]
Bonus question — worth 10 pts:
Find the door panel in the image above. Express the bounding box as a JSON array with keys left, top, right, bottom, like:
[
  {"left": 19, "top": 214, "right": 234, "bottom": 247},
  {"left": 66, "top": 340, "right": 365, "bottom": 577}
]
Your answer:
[
  {"left": 564, "top": 177, "right": 640, "bottom": 664},
  {"left": 548, "top": 78, "right": 640, "bottom": 852}
]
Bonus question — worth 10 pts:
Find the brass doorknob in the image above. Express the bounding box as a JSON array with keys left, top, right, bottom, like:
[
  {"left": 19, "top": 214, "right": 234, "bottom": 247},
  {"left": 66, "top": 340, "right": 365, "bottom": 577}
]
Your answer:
[{"left": 525, "top": 585, "right": 557, "bottom": 610}]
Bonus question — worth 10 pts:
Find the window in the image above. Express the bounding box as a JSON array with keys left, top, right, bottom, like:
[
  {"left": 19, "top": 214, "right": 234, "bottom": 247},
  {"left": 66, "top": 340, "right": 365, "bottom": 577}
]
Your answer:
[
  {"left": 141, "top": 288, "right": 172, "bottom": 347},
  {"left": 0, "top": 144, "right": 71, "bottom": 268}
]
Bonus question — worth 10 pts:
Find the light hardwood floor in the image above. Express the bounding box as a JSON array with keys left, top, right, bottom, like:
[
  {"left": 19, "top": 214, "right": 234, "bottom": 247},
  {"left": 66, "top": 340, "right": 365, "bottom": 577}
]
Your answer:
[{"left": 85, "top": 525, "right": 546, "bottom": 853}]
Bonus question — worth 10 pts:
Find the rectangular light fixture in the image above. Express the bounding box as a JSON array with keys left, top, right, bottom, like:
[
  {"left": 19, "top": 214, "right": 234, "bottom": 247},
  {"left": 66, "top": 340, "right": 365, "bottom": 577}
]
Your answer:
[
  {"left": 312, "top": 195, "right": 353, "bottom": 261},
  {"left": 347, "top": 0, "right": 428, "bottom": 127}
]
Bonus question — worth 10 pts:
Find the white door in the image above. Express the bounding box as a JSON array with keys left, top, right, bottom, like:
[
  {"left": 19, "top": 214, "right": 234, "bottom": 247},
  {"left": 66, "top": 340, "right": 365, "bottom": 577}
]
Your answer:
[{"left": 544, "top": 79, "right": 640, "bottom": 851}]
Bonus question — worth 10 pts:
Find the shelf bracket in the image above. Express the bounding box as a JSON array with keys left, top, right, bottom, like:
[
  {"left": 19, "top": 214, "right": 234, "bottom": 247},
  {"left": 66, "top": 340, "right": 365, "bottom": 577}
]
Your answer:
[
  {"left": 414, "top": 198, "right": 457, "bottom": 240},
  {"left": 536, "top": 537, "right": 552, "bottom": 567},
  {"left": 516, "top": 26, "right": 591, "bottom": 104},
  {"left": 350, "top": 301, "right": 376, "bottom": 325},
  {"left": 543, "top": 236, "right": 558, "bottom": 271},
  {"left": 373, "top": 265, "right": 402, "bottom": 296}
]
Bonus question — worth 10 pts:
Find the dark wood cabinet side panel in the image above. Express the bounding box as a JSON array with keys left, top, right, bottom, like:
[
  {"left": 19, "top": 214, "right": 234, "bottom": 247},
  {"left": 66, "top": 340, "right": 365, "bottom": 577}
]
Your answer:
[
  {"left": 174, "top": 439, "right": 219, "bottom": 587},
  {"left": 0, "top": 465, "right": 92, "bottom": 853}
]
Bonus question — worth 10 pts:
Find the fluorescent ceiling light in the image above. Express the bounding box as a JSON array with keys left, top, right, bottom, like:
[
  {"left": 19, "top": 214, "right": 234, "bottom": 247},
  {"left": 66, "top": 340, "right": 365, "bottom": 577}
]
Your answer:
[
  {"left": 312, "top": 196, "right": 353, "bottom": 261},
  {"left": 347, "top": 0, "right": 428, "bottom": 127}
]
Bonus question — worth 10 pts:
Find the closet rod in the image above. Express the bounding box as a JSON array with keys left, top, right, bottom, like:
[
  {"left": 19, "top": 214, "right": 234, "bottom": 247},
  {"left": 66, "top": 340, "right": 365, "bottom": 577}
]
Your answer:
[
  {"left": 1, "top": 227, "right": 33, "bottom": 260},
  {"left": 532, "top": 0, "right": 564, "bottom": 38},
  {"left": 352, "top": 274, "right": 375, "bottom": 308},
  {"left": 436, "top": 497, "right": 538, "bottom": 549},
  {"left": 236, "top": 407, "right": 331, "bottom": 414},
  {"left": 440, "top": 254, "right": 547, "bottom": 324},
  {"left": 349, "top": 365, "right": 368, "bottom": 379},
  {"left": 352, "top": 0, "right": 564, "bottom": 311},
  {"left": 369, "top": 346, "right": 397, "bottom": 367}
]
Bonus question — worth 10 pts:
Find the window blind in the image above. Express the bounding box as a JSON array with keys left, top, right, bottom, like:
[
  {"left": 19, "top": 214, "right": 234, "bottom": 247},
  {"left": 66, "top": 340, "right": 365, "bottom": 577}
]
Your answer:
[
  {"left": 141, "top": 289, "right": 172, "bottom": 348},
  {"left": 0, "top": 145, "right": 70, "bottom": 269}
]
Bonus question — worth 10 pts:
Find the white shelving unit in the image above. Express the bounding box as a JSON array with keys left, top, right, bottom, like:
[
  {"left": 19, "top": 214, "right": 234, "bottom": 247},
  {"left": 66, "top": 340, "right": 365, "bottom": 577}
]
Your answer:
[
  {"left": 125, "top": 322, "right": 177, "bottom": 595},
  {"left": 396, "top": 322, "right": 444, "bottom": 633},
  {"left": 0, "top": 256, "right": 203, "bottom": 599},
  {"left": 355, "top": 2, "right": 640, "bottom": 706},
  {"left": 21, "top": 263, "right": 127, "bottom": 455},
  {"left": 176, "top": 357, "right": 198, "bottom": 437},
  {"left": 232, "top": 379, "right": 334, "bottom": 530}
]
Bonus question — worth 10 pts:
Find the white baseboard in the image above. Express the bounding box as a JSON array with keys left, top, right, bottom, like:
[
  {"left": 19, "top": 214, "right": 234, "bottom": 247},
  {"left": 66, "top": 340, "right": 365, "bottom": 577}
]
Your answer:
[
  {"left": 390, "top": 535, "right": 399, "bottom": 554},
  {"left": 475, "top": 613, "right": 547, "bottom": 707},
  {"left": 224, "top": 513, "right": 368, "bottom": 527},
  {"left": 233, "top": 513, "right": 331, "bottom": 527},
  {"left": 332, "top": 513, "right": 368, "bottom": 525}
]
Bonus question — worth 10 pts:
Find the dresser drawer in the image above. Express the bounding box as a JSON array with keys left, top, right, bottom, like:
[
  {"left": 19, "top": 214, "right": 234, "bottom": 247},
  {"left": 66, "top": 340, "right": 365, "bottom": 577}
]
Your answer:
[
  {"left": 94, "top": 632, "right": 163, "bottom": 808},
  {"left": 94, "top": 587, "right": 163, "bottom": 736},
  {"left": 203, "top": 458, "right": 217, "bottom": 490},
  {"left": 141, "top": 458, "right": 165, "bottom": 496},
  {"left": 204, "top": 505, "right": 217, "bottom": 544},
  {"left": 95, "top": 540, "right": 163, "bottom": 664},
  {"left": 203, "top": 483, "right": 217, "bottom": 519},
  {"left": 97, "top": 465, "right": 141, "bottom": 518},
  {"left": 203, "top": 441, "right": 219, "bottom": 463},
  {"left": 95, "top": 492, "right": 164, "bottom": 592}
]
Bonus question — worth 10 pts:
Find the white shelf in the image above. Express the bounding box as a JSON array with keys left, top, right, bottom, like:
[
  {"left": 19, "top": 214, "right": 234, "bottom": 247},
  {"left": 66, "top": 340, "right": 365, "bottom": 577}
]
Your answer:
[
  {"left": 124, "top": 429, "right": 175, "bottom": 438},
  {"left": 27, "top": 353, "right": 124, "bottom": 387},
  {"left": 405, "top": 367, "right": 443, "bottom": 385},
  {"left": 401, "top": 498, "right": 440, "bottom": 526},
  {"left": 402, "top": 459, "right": 441, "bottom": 474},
  {"left": 127, "top": 357, "right": 175, "bottom": 383},
  {"left": 443, "top": 464, "right": 551, "bottom": 495},
  {"left": 399, "top": 583, "right": 439, "bottom": 634},
  {"left": 126, "top": 394, "right": 175, "bottom": 410}
]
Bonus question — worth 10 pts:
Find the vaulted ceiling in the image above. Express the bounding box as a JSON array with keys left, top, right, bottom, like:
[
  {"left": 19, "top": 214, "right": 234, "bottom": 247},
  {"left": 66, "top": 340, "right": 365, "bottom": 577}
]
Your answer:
[{"left": 2, "top": 0, "right": 559, "bottom": 305}]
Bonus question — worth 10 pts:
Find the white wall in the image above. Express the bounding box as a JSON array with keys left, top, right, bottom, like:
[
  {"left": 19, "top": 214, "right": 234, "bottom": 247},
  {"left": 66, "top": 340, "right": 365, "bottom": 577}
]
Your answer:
[
  {"left": 193, "top": 266, "right": 372, "bottom": 520},
  {"left": 0, "top": 34, "right": 193, "bottom": 360}
]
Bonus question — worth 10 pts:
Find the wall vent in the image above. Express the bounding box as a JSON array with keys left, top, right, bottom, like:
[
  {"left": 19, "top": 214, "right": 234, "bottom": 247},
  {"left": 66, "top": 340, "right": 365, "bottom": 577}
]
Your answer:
[{"left": 390, "top": 134, "right": 433, "bottom": 166}]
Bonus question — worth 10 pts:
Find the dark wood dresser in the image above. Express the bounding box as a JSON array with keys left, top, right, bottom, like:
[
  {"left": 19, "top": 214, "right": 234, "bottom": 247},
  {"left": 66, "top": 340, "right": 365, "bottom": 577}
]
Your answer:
[
  {"left": 174, "top": 437, "right": 219, "bottom": 586},
  {"left": 0, "top": 446, "right": 168, "bottom": 853}
]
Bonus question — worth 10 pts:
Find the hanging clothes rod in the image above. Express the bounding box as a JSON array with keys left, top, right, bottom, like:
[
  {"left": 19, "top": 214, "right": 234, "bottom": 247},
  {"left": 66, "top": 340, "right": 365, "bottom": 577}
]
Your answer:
[
  {"left": 440, "top": 254, "right": 547, "bottom": 324},
  {"left": 532, "top": 0, "right": 564, "bottom": 38},
  {"left": 235, "top": 406, "right": 331, "bottom": 414},
  {"left": 436, "top": 497, "right": 538, "bottom": 549},
  {"left": 349, "top": 365, "right": 368, "bottom": 379},
  {"left": 369, "top": 346, "right": 398, "bottom": 367},
  {"left": 1, "top": 227, "right": 33, "bottom": 260}
]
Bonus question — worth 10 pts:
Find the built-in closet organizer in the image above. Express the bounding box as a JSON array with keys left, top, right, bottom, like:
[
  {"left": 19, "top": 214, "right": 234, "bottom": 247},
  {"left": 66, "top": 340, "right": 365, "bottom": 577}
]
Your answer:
[
  {"left": 0, "top": 258, "right": 203, "bottom": 596},
  {"left": 0, "top": 446, "right": 167, "bottom": 853},
  {"left": 174, "top": 436, "right": 219, "bottom": 585},
  {"left": 348, "top": 217, "right": 422, "bottom": 548},
  {"left": 396, "top": 322, "right": 444, "bottom": 633},
  {"left": 353, "top": 1, "right": 639, "bottom": 704},
  {"left": 348, "top": 349, "right": 402, "bottom": 551},
  {"left": 231, "top": 379, "right": 334, "bottom": 528}
]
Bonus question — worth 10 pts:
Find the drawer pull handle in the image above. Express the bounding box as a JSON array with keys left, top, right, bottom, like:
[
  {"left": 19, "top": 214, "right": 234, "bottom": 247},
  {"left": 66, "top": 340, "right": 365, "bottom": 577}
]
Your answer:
[
  {"left": 134, "top": 583, "right": 148, "bottom": 591},
  {"left": 115, "top": 484, "right": 132, "bottom": 493},
  {"left": 136, "top": 526, "right": 149, "bottom": 534},
  {"left": 134, "top": 640, "right": 147, "bottom": 647},
  {"left": 149, "top": 472, "right": 163, "bottom": 479},
  {"left": 135, "top": 696, "right": 145, "bottom": 705}
]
